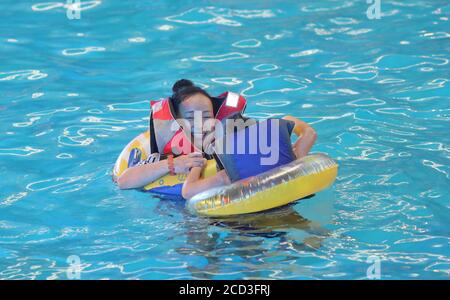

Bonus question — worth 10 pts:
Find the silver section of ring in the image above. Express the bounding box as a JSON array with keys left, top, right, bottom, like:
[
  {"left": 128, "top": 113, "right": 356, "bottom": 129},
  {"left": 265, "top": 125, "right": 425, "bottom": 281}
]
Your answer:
[{"left": 186, "top": 153, "right": 337, "bottom": 213}]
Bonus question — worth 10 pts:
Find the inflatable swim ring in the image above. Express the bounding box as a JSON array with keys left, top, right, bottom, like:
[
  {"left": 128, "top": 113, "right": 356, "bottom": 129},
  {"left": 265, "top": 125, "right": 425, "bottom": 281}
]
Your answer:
[
  {"left": 186, "top": 154, "right": 337, "bottom": 216},
  {"left": 113, "top": 132, "right": 338, "bottom": 215}
]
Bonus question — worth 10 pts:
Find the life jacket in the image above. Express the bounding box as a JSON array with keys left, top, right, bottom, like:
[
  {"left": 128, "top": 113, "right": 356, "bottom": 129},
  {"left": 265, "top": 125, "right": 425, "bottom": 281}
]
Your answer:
[
  {"left": 149, "top": 91, "right": 247, "bottom": 155},
  {"left": 214, "top": 118, "right": 297, "bottom": 182}
]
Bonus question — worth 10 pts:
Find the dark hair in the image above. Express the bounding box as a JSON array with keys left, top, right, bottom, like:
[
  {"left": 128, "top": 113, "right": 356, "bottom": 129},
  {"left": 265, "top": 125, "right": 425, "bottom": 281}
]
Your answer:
[{"left": 170, "top": 79, "right": 212, "bottom": 116}]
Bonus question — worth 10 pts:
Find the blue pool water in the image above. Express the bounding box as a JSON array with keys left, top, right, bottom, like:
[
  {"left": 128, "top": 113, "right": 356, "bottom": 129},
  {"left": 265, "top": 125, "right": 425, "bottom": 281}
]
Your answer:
[{"left": 0, "top": 0, "right": 449, "bottom": 279}]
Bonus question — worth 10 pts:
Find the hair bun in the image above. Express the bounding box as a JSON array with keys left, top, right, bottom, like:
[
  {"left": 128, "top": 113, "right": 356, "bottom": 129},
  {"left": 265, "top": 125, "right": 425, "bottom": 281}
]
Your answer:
[{"left": 172, "top": 79, "right": 194, "bottom": 93}]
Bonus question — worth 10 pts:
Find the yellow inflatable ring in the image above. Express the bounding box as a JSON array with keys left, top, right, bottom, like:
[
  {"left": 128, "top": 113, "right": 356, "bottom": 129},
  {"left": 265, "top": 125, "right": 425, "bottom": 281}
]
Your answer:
[
  {"left": 113, "top": 132, "right": 338, "bottom": 216},
  {"left": 186, "top": 154, "right": 338, "bottom": 216}
]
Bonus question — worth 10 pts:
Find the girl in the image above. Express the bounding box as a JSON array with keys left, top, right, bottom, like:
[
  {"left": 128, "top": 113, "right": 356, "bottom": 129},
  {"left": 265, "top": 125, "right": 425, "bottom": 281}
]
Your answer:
[{"left": 117, "top": 79, "right": 214, "bottom": 189}]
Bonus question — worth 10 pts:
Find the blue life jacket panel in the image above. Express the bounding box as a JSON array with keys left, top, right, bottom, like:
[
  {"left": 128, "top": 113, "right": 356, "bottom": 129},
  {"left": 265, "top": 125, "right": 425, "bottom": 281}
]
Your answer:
[{"left": 215, "top": 118, "right": 296, "bottom": 182}]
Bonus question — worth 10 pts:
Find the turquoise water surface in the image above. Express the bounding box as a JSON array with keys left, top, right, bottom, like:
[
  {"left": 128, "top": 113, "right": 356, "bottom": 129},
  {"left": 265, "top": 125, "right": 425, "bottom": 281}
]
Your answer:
[{"left": 0, "top": 0, "right": 449, "bottom": 279}]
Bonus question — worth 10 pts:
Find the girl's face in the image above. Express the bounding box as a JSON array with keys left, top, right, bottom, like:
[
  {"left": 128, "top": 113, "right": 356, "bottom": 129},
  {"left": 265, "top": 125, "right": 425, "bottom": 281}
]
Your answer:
[{"left": 178, "top": 93, "right": 215, "bottom": 148}]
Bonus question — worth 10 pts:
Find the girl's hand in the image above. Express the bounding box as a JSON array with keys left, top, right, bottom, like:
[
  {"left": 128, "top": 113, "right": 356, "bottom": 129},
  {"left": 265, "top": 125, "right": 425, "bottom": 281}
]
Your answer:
[{"left": 173, "top": 152, "right": 207, "bottom": 174}]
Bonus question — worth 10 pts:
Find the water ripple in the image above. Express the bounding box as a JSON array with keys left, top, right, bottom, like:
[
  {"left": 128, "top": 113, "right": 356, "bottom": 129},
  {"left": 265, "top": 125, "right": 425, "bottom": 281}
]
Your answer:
[
  {"left": 241, "top": 75, "right": 311, "bottom": 97},
  {"left": 0, "top": 70, "right": 48, "bottom": 81},
  {"left": 31, "top": 1, "right": 102, "bottom": 12},
  {"left": 192, "top": 52, "right": 249, "bottom": 62},
  {"left": 166, "top": 7, "right": 275, "bottom": 27},
  {"left": 62, "top": 46, "right": 106, "bottom": 56},
  {"left": 0, "top": 146, "right": 44, "bottom": 157},
  {"left": 232, "top": 39, "right": 261, "bottom": 48}
]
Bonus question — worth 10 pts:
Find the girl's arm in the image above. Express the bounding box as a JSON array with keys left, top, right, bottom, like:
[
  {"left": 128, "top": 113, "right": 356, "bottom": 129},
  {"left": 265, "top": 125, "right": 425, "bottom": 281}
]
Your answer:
[
  {"left": 117, "top": 152, "right": 206, "bottom": 189},
  {"left": 182, "top": 167, "right": 230, "bottom": 199},
  {"left": 283, "top": 115, "right": 317, "bottom": 159},
  {"left": 117, "top": 159, "right": 171, "bottom": 189}
]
